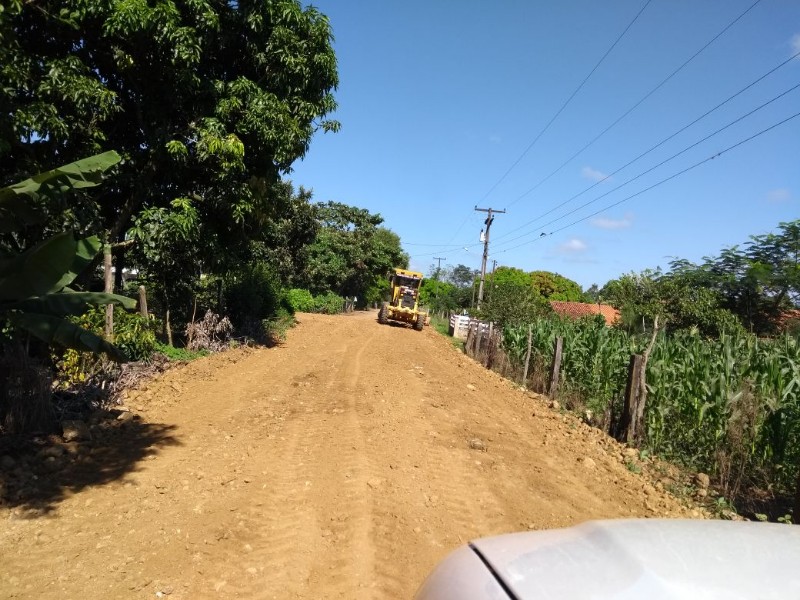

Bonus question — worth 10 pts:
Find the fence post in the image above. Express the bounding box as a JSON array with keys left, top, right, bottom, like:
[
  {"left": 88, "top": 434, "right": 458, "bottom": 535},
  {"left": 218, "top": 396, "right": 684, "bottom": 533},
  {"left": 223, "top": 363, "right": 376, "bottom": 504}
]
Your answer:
[
  {"left": 619, "top": 354, "right": 643, "bottom": 443},
  {"left": 103, "top": 243, "right": 114, "bottom": 339},
  {"left": 138, "top": 285, "right": 148, "bottom": 318},
  {"left": 475, "top": 325, "right": 484, "bottom": 362},
  {"left": 521, "top": 325, "right": 533, "bottom": 386},
  {"left": 465, "top": 323, "right": 474, "bottom": 357},
  {"left": 485, "top": 323, "right": 494, "bottom": 368},
  {"left": 548, "top": 336, "right": 563, "bottom": 398}
]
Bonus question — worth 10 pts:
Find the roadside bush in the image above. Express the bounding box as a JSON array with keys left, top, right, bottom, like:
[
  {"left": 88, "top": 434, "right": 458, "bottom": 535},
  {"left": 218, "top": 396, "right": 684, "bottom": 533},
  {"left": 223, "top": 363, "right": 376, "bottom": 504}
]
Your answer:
[
  {"left": 311, "top": 291, "right": 345, "bottom": 314},
  {"left": 224, "top": 262, "right": 281, "bottom": 326},
  {"left": 285, "top": 288, "right": 315, "bottom": 312},
  {"left": 55, "top": 307, "right": 157, "bottom": 386}
]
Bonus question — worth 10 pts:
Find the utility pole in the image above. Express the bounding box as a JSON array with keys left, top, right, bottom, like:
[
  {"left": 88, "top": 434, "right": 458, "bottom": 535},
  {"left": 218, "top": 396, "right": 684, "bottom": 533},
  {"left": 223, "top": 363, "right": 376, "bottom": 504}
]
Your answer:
[
  {"left": 474, "top": 206, "right": 505, "bottom": 310},
  {"left": 432, "top": 256, "right": 446, "bottom": 279},
  {"left": 432, "top": 256, "right": 446, "bottom": 316},
  {"left": 488, "top": 259, "right": 498, "bottom": 302}
]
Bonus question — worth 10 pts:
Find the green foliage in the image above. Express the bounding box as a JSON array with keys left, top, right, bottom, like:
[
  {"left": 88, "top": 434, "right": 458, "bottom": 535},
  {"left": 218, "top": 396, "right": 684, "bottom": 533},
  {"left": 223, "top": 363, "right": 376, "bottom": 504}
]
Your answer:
[
  {"left": 1, "top": 0, "right": 340, "bottom": 329},
  {"left": 282, "top": 288, "right": 345, "bottom": 314},
  {"left": 223, "top": 262, "right": 282, "bottom": 327},
  {"left": 310, "top": 291, "right": 345, "bottom": 314},
  {"left": 154, "top": 342, "right": 209, "bottom": 362},
  {"left": 602, "top": 269, "right": 743, "bottom": 337},
  {"left": 529, "top": 271, "right": 583, "bottom": 301},
  {"left": 481, "top": 280, "right": 551, "bottom": 327},
  {"left": 301, "top": 202, "right": 407, "bottom": 304},
  {"left": 502, "top": 317, "right": 800, "bottom": 497},
  {"left": 56, "top": 307, "right": 157, "bottom": 385},
  {"left": 285, "top": 288, "right": 315, "bottom": 313},
  {"left": 602, "top": 221, "right": 800, "bottom": 336},
  {"left": 0, "top": 152, "right": 134, "bottom": 360}
]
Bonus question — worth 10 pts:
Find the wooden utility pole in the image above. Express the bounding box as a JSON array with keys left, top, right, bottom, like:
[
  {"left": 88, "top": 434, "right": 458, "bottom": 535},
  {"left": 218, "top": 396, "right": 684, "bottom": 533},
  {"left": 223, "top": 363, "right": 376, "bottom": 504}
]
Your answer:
[
  {"left": 432, "top": 256, "right": 446, "bottom": 316},
  {"left": 432, "top": 256, "right": 446, "bottom": 277},
  {"left": 474, "top": 206, "right": 505, "bottom": 310}
]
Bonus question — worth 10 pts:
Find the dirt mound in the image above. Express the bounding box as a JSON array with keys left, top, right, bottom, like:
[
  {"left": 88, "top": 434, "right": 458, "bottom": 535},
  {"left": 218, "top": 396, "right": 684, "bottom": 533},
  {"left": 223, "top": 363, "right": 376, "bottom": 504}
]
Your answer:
[{"left": 1, "top": 311, "right": 700, "bottom": 599}]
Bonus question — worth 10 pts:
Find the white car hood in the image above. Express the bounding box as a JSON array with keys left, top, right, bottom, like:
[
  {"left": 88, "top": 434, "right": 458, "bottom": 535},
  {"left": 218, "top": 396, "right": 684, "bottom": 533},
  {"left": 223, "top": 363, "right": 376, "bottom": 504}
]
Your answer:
[{"left": 470, "top": 519, "right": 800, "bottom": 600}]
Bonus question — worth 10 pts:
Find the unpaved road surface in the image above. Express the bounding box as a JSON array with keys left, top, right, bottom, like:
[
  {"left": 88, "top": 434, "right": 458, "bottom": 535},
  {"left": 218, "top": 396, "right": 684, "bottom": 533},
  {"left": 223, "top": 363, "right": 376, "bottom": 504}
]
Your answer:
[{"left": 1, "top": 311, "right": 696, "bottom": 599}]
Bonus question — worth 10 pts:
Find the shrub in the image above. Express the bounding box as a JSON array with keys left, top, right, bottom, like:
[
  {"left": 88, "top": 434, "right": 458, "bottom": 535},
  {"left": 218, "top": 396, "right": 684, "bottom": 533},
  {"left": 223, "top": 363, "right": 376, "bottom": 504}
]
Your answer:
[
  {"left": 285, "top": 288, "right": 315, "bottom": 312},
  {"left": 224, "top": 262, "right": 281, "bottom": 326},
  {"left": 55, "top": 306, "right": 158, "bottom": 385},
  {"left": 312, "top": 291, "right": 345, "bottom": 314}
]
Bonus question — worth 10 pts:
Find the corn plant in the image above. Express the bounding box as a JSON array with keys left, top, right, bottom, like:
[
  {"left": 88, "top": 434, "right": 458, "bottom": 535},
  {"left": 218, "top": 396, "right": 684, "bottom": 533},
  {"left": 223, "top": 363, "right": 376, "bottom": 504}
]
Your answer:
[{"left": 502, "top": 316, "right": 800, "bottom": 494}]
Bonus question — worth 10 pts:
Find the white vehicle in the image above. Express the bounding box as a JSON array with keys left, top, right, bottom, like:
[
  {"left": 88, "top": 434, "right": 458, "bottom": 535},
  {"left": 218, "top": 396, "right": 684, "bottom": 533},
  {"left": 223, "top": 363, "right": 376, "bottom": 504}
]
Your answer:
[{"left": 415, "top": 519, "right": 800, "bottom": 599}]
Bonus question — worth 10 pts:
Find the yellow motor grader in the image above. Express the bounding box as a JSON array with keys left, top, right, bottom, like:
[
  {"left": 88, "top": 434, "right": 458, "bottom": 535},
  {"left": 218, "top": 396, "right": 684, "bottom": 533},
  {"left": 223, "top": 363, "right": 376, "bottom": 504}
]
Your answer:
[{"left": 378, "top": 268, "right": 427, "bottom": 331}]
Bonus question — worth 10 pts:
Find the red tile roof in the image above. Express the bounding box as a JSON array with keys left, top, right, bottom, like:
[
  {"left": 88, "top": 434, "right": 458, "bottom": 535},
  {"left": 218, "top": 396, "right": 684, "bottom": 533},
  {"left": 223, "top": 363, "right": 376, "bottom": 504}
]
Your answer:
[{"left": 549, "top": 301, "right": 620, "bottom": 326}]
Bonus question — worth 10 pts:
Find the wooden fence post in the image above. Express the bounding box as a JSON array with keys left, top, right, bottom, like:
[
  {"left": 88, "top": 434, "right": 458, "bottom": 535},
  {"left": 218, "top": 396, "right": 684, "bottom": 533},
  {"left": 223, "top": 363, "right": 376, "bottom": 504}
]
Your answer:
[
  {"left": 103, "top": 242, "right": 114, "bottom": 339},
  {"left": 521, "top": 325, "right": 533, "bottom": 386},
  {"left": 485, "top": 323, "right": 494, "bottom": 368},
  {"left": 138, "top": 285, "right": 148, "bottom": 318},
  {"left": 475, "top": 325, "right": 484, "bottom": 362},
  {"left": 548, "top": 336, "right": 563, "bottom": 398},
  {"left": 619, "top": 354, "right": 643, "bottom": 443}
]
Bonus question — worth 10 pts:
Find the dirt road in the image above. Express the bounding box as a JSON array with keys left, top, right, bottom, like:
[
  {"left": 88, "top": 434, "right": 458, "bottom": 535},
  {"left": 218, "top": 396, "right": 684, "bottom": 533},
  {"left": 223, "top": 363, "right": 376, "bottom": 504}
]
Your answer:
[{"left": 1, "top": 311, "right": 695, "bottom": 599}]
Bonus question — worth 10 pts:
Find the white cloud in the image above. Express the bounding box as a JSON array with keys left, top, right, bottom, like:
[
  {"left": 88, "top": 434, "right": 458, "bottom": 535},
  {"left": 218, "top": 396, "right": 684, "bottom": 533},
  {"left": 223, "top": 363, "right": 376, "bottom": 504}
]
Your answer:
[
  {"left": 581, "top": 166, "right": 610, "bottom": 183},
  {"left": 766, "top": 188, "right": 791, "bottom": 203},
  {"left": 591, "top": 213, "right": 633, "bottom": 229},
  {"left": 792, "top": 33, "right": 800, "bottom": 56},
  {"left": 559, "top": 238, "right": 587, "bottom": 253}
]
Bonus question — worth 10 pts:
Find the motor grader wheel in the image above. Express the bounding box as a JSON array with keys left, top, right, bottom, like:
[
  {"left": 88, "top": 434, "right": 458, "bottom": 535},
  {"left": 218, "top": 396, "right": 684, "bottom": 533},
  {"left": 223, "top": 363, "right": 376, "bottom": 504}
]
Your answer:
[
  {"left": 413, "top": 314, "right": 424, "bottom": 331},
  {"left": 378, "top": 302, "right": 389, "bottom": 324}
]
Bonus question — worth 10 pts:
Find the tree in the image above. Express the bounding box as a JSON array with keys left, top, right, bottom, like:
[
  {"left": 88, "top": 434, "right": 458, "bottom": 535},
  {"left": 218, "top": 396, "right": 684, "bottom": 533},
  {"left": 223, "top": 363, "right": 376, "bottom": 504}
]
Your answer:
[
  {"left": 0, "top": 0, "right": 340, "bottom": 293},
  {"left": 301, "top": 202, "right": 407, "bottom": 305},
  {"left": 529, "top": 271, "right": 583, "bottom": 301},
  {"left": 601, "top": 269, "right": 742, "bottom": 337}
]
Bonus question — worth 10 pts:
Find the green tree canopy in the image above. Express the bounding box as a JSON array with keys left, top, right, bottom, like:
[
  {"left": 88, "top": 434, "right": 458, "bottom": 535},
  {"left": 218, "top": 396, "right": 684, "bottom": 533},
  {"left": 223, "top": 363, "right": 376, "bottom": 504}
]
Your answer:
[
  {"left": 529, "top": 271, "right": 583, "bottom": 301},
  {"left": 301, "top": 202, "right": 407, "bottom": 305},
  {"left": 0, "top": 0, "right": 339, "bottom": 269}
]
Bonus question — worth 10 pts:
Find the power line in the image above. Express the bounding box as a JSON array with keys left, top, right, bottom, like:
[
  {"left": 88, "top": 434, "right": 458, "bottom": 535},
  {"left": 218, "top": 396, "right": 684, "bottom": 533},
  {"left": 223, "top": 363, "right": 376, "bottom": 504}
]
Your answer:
[
  {"left": 507, "top": 0, "right": 764, "bottom": 208},
  {"left": 494, "top": 108, "right": 800, "bottom": 255},
  {"left": 479, "top": 0, "right": 653, "bottom": 203},
  {"left": 493, "top": 72, "right": 800, "bottom": 246}
]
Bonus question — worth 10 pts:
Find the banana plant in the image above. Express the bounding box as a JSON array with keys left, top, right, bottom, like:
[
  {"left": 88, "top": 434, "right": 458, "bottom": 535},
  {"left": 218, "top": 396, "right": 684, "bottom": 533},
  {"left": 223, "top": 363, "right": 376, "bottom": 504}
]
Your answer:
[{"left": 0, "top": 151, "right": 135, "bottom": 361}]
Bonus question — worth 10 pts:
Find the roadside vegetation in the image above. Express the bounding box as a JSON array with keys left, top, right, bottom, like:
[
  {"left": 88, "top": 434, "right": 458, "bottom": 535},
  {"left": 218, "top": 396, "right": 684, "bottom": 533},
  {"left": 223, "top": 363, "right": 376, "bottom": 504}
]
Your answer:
[
  {"left": 443, "top": 220, "right": 800, "bottom": 522},
  {"left": 0, "top": 1, "right": 406, "bottom": 438}
]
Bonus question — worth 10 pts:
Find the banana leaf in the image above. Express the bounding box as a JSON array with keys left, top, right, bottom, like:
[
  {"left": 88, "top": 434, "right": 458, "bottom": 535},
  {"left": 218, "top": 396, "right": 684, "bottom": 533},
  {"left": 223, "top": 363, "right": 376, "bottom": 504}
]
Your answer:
[
  {"left": 0, "top": 233, "right": 101, "bottom": 300},
  {"left": 6, "top": 291, "right": 136, "bottom": 316},
  {"left": 0, "top": 151, "right": 121, "bottom": 232},
  {"left": 9, "top": 311, "right": 128, "bottom": 362}
]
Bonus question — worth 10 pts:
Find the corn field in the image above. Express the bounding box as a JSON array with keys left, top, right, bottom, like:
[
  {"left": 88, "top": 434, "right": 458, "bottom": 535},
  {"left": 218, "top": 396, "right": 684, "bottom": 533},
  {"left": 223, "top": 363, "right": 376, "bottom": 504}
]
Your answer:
[{"left": 503, "top": 319, "right": 800, "bottom": 495}]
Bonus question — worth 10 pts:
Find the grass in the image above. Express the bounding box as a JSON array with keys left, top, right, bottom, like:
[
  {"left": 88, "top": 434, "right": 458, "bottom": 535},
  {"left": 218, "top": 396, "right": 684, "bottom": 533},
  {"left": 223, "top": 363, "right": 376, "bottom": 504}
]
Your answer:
[
  {"left": 154, "top": 342, "right": 209, "bottom": 362},
  {"left": 429, "top": 315, "right": 465, "bottom": 351}
]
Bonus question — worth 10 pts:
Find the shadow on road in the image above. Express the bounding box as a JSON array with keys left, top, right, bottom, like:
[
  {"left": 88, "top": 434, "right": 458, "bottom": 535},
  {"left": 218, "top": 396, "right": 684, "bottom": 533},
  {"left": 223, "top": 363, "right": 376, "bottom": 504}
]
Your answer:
[{"left": 0, "top": 419, "right": 181, "bottom": 514}]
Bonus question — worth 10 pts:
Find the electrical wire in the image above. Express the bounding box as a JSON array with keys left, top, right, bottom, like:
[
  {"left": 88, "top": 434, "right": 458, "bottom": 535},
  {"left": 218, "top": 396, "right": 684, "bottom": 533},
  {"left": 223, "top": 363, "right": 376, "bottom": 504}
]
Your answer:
[
  {"left": 507, "top": 0, "right": 764, "bottom": 208},
  {"left": 493, "top": 83, "right": 800, "bottom": 250},
  {"left": 492, "top": 52, "right": 800, "bottom": 243},
  {"left": 478, "top": 0, "right": 653, "bottom": 204},
  {"left": 493, "top": 108, "right": 800, "bottom": 255}
]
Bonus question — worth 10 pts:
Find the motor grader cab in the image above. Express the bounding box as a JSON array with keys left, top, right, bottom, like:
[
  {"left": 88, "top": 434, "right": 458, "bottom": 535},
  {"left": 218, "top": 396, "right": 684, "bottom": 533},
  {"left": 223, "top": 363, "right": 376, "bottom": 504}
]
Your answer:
[{"left": 378, "top": 268, "right": 427, "bottom": 331}]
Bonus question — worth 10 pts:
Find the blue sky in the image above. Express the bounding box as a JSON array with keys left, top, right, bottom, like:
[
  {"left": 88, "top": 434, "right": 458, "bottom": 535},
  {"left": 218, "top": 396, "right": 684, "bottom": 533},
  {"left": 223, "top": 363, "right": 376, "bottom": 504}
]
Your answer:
[{"left": 289, "top": 1, "right": 800, "bottom": 290}]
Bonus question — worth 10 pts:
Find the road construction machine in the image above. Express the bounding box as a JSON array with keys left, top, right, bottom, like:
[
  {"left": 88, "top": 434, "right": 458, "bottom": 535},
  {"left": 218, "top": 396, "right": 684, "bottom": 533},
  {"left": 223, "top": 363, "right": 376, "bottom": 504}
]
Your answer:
[{"left": 378, "top": 268, "right": 427, "bottom": 331}]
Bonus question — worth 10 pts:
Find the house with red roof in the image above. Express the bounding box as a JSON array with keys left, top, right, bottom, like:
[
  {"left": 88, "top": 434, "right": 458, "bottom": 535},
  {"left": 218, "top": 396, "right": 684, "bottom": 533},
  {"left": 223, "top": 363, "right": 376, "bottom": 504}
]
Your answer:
[{"left": 549, "top": 301, "right": 620, "bottom": 326}]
